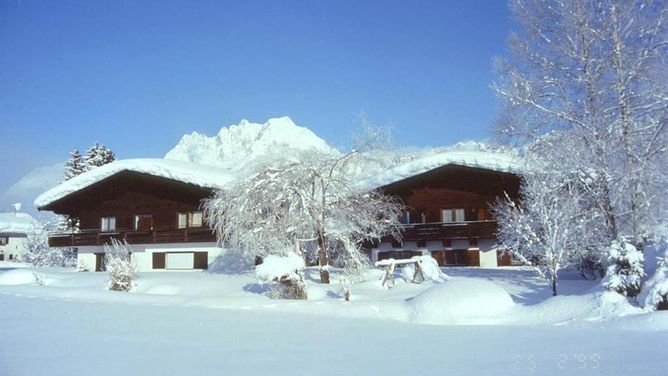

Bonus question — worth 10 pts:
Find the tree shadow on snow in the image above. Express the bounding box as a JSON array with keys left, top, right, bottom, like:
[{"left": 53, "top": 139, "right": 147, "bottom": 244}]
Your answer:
[
  {"left": 243, "top": 282, "right": 271, "bottom": 295},
  {"left": 208, "top": 251, "right": 254, "bottom": 275}
]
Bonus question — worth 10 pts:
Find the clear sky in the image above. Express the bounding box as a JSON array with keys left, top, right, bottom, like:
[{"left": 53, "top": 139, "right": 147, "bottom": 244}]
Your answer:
[{"left": 0, "top": 0, "right": 512, "bottom": 212}]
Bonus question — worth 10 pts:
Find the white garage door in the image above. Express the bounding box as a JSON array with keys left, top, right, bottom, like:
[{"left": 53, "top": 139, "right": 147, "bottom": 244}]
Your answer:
[{"left": 166, "top": 252, "right": 194, "bottom": 270}]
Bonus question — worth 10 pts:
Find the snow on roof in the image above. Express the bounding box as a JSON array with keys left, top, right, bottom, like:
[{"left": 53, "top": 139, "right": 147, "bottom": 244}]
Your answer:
[
  {"left": 0, "top": 212, "right": 38, "bottom": 234},
  {"left": 362, "top": 150, "right": 523, "bottom": 191},
  {"left": 35, "top": 159, "right": 236, "bottom": 209}
]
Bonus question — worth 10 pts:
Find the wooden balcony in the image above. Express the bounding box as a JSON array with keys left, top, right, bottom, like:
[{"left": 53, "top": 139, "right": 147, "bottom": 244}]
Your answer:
[
  {"left": 48, "top": 226, "right": 217, "bottom": 247},
  {"left": 392, "top": 220, "right": 498, "bottom": 242}
]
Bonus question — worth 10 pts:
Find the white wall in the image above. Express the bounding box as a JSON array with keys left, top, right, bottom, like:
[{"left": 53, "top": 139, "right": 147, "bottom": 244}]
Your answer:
[
  {"left": 76, "top": 242, "right": 222, "bottom": 272},
  {"left": 0, "top": 236, "right": 27, "bottom": 261},
  {"left": 477, "top": 239, "right": 499, "bottom": 268}
]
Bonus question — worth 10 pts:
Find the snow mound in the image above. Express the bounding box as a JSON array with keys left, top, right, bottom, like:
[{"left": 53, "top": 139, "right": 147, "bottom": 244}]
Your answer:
[
  {"left": 409, "top": 278, "right": 515, "bottom": 325},
  {"left": 35, "top": 159, "right": 236, "bottom": 209},
  {"left": 165, "top": 116, "right": 339, "bottom": 169},
  {"left": 362, "top": 149, "right": 522, "bottom": 190},
  {"left": 520, "top": 290, "right": 642, "bottom": 324},
  {"left": 400, "top": 255, "right": 449, "bottom": 282},
  {"left": 0, "top": 269, "right": 38, "bottom": 285},
  {"left": 255, "top": 253, "right": 305, "bottom": 282},
  {"left": 0, "top": 212, "right": 39, "bottom": 234}
]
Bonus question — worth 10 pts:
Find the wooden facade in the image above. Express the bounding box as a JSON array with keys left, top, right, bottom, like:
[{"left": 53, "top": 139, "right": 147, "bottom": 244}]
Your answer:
[
  {"left": 42, "top": 161, "right": 520, "bottom": 269},
  {"left": 43, "top": 171, "right": 216, "bottom": 248},
  {"left": 375, "top": 164, "right": 521, "bottom": 267}
]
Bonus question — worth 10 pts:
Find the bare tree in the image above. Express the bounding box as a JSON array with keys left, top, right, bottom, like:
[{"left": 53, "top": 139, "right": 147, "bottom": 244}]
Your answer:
[
  {"left": 493, "top": 171, "right": 598, "bottom": 295},
  {"left": 493, "top": 0, "right": 668, "bottom": 246}
]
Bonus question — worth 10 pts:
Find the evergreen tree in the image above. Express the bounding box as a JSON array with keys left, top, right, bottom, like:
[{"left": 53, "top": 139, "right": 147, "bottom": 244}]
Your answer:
[
  {"left": 84, "top": 143, "right": 116, "bottom": 169},
  {"left": 603, "top": 238, "right": 645, "bottom": 298},
  {"left": 63, "top": 148, "right": 86, "bottom": 180}
]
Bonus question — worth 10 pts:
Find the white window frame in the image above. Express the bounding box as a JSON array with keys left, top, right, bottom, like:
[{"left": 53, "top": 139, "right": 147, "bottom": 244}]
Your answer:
[
  {"left": 100, "top": 216, "right": 116, "bottom": 232},
  {"left": 442, "top": 209, "right": 453, "bottom": 223},
  {"left": 178, "top": 211, "right": 203, "bottom": 228},
  {"left": 455, "top": 208, "right": 466, "bottom": 222},
  {"left": 189, "top": 211, "right": 203, "bottom": 228},
  {"left": 177, "top": 212, "right": 187, "bottom": 229},
  {"left": 442, "top": 208, "right": 466, "bottom": 223}
]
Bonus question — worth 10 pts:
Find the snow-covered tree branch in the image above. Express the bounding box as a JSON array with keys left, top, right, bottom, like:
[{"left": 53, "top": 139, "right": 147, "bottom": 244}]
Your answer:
[
  {"left": 493, "top": 171, "right": 600, "bottom": 295},
  {"left": 493, "top": 0, "right": 668, "bottom": 248},
  {"left": 204, "top": 148, "right": 404, "bottom": 284}
]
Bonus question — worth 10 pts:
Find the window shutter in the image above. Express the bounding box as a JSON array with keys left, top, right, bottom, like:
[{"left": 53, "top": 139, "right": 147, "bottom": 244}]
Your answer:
[
  {"left": 152, "top": 252, "right": 166, "bottom": 269},
  {"left": 194, "top": 252, "right": 208, "bottom": 269}
]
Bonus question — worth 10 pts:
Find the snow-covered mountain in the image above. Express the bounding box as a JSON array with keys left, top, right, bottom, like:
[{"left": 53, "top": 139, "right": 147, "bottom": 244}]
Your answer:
[{"left": 164, "top": 117, "right": 339, "bottom": 169}]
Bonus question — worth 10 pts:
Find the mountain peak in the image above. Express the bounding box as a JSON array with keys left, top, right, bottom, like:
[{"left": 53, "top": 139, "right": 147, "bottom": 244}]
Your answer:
[{"left": 165, "top": 117, "right": 338, "bottom": 169}]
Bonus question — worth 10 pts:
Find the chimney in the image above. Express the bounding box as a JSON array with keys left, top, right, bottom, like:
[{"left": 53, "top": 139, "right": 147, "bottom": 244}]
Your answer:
[{"left": 12, "top": 202, "right": 22, "bottom": 215}]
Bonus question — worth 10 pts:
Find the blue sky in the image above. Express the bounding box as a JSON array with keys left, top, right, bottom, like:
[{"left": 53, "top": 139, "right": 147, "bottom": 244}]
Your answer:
[{"left": 0, "top": 0, "right": 512, "bottom": 212}]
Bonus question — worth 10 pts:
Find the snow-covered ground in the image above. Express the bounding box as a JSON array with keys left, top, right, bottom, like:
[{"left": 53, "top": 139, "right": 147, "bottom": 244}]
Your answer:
[{"left": 1, "top": 264, "right": 666, "bottom": 375}]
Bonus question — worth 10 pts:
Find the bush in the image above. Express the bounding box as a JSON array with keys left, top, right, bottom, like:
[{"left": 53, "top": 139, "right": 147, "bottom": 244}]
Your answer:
[
  {"left": 104, "top": 239, "right": 137, "bottom": 292},
  {"left": 255, "top": 253, "right": 308, "bottom": 300}
]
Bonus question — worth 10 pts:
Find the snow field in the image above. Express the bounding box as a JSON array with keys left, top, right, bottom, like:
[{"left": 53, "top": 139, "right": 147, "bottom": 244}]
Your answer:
[{"left": 1, "top": 265, "right": 667, "bottom": 375}]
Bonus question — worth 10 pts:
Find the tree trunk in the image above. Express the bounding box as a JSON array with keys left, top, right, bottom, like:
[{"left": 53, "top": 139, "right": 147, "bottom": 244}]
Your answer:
[
  {"left": 317, "top": 231, "right": 330, "bottom": 284},
  {"left": 551, "top": 273, "right": 558, "bottom": 296}
]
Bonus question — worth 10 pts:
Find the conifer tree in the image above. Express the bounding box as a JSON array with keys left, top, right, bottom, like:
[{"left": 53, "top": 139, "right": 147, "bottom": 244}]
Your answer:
[
  {"left": 63, "top": 148, "right": 86, "bottom": 180},
  {"left": 603, "top": 238, "right": 645, "bottom": 298},
  {"left": 84, "top": 143, "right": 116, "bottom": 169}
]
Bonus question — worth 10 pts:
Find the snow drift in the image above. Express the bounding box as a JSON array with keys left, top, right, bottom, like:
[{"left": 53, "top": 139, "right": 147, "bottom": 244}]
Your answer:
[{"left": 409, "top": 278, "right": 515, "bottom": 325}]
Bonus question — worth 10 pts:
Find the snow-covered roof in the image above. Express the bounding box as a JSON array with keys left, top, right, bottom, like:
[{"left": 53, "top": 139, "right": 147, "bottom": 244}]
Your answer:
[
  {"left": 362, "top": 150, "right": 523, "bottom": 190},
  {"left": 35, "top": 159, "right": 237, "bottom": 209},
  {"left": 0, "top": 212, "right": 38, "bottom": 234}
]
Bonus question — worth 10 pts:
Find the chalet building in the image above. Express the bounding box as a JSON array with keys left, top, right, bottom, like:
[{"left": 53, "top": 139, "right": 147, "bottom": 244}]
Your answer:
[
  {"left": 35, "top": 159, "right": 234, "bottom": 272},
  {"left": 0, "top": 205, "right": 39, "bottom": 262},
  {"left": 363, "top": 153, "right": 521, "bottom": 267},
  {"left": 36, "top": 152, "right": 521, "bottom": 271}
]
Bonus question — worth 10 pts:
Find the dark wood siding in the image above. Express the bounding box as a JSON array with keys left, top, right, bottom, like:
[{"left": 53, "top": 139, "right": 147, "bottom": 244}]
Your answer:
[
  {"left": 44, "top": 171, "right": 217, "bottom": 247},
  {"left": 376, "top": 165, "right": 522, "bottom": 255},
  {"left": 467, "top": 250, "right": 480, "bottom": 266}
]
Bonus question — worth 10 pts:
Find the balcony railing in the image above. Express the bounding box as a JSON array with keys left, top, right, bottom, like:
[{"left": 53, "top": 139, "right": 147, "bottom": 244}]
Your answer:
[
  {"left": 48, "top": 226, "right": 217, "bottom": 248},
  {"left": 393, "top": 220, "right": 497, "bottom": 242}
]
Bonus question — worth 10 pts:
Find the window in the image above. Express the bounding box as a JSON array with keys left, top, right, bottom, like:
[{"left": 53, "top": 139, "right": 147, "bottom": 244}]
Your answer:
[
  {"left": 189, "top": 211, "right": 203, "bottom": 227},
  {"left": 178, "top": 211, "right": 203, "bottom": 228},
  {"left": 442, "top": 208, "right": 466, "bottom": 223},
  {"left": 0, "top": 236, "right": 8, "bottom": 245},
  {"left": 134, "top": 214, "right": 153, "bottom": 230},
  {"left": 177, "top": 213, "right": 187, "bottom": 229},
  {"left": 100, "top": 217, "right": 116, "bottom": 232}
]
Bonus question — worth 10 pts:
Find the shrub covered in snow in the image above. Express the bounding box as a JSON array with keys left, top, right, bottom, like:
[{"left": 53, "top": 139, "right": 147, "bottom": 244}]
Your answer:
[
  {"left": 641, "top": 247, "right": 668, "bottom": 311},
  {"left": 603, "top": 238, "right": 645, "bottom": 298},
  {"left": 104, "top": 239, "right": 137, "bottom": 292},
  {"left": 255, "top": 253, "right": 307, "bottom": 299}
]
